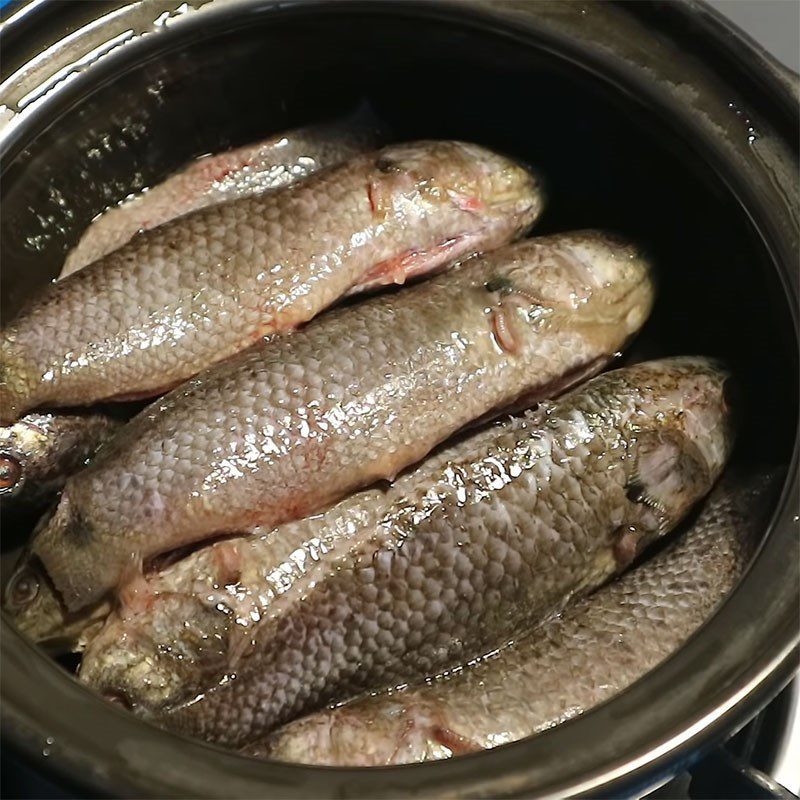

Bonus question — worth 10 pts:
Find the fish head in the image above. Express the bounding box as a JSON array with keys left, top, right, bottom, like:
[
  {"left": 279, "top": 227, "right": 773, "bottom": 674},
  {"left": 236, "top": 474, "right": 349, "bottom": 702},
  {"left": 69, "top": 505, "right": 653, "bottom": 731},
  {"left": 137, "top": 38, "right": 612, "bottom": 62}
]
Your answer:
[
  {"left": 79, "top": 593, "right": 231, "bottom": 714},
  {"left": 3, "top": 548, "right": 108, "bottom": 650},
  {"left": 370, "top": 141, "right": 543, "bottom": 243},
  {"left": 548, "top": 230, "right": 655, "bottom": 337},
  {"left": 0, "top": 417, "right": 40, "bottom": 500},
  {"left": 0, "top": 413, "right": 63, "bottom": 503},
  {"left": 485, "top": 231, "right": 655, "bottom": 354},
  {"left": 23, "top": 487, "right": 122, "bottom": 612},
  {"left": 613, "top": 357, "right": 736, "bottom": 537}
]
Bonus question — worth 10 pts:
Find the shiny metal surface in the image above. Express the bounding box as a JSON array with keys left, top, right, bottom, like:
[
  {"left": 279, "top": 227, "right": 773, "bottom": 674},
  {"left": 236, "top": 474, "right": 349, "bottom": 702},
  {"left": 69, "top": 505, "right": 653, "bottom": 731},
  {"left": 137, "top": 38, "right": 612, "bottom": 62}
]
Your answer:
[
  {"left": 0, "top": 1, "right": 797, "bottom": 797},
  {"left": 771, "top": 681, "right": 800, "bottom": 794}
]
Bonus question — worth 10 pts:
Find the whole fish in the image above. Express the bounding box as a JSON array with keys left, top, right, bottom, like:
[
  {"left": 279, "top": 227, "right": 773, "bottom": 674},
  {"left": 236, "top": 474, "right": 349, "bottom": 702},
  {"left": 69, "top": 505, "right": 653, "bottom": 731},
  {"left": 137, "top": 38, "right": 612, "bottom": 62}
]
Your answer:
[
  {"left": 252, "top": 470, "right": 776, "bottom": 765},
  {"left": 79, "top": 358, "right": 734, "bottom": 747},
  {"left": 60, "top": 107, "right": 386, "bottom": 276},
  {"left": 0, "top": 140, "right": 541, "bottom": 422},
  {"left": 0, "top": 411, "right": 121, "bottom": 506},
  {"left": 7, "top": 230, "right": 653, "bottom": 632}
]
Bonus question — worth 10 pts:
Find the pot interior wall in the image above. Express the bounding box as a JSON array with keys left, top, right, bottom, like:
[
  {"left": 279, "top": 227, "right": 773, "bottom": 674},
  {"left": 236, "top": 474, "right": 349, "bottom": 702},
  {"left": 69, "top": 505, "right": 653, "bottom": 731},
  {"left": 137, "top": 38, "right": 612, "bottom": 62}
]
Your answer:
[{"left": 0, "top": 0, "right": 797, "bottom": 735}]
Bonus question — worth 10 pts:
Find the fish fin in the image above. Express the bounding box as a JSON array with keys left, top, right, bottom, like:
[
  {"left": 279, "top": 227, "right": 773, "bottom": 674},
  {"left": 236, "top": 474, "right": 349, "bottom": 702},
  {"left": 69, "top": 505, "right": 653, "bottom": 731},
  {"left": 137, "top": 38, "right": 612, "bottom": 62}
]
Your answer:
[
  {"left": 367, "top": 181, "right": 391, "bottom": 221},
  {"left": 613, "top": 527, "right": 642, "bottom": 569},
  {"left": 224, "top": 588, "right": 266, "bottom": 669},
  {"left": 212, "top": 541, "right": 242, "bottom": 586},
  {"left": 227, "top": 620, "right": 256, "bottom": 670},
  {"left": 350, "top": 235, "right": 471, "bottom": 295},
  {"left": 0, "top": 340, "right": 36, "bottom": 424},
  {"left": 466, "top": 356, "right": 609, "bottom": 429},
  {"left": 118, "top": 566, "right": 153, "bottom": 618},
  {"left": 429, "top": 725, "right": 482, "bottom": 756},
  {"left": 491, "top": 307, "right": 519, "bottom": 354},
  {"left": 102, "top": 381, "right": 182, "bottom": 403}
]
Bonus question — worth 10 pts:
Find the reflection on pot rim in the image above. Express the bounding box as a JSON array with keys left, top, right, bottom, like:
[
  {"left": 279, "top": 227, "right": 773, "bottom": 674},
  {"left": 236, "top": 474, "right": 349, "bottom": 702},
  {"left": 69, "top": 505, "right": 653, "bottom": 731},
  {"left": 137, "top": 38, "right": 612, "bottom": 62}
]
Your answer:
[{"left": 0, "top": 1, "right": 797, "bottom": 798}]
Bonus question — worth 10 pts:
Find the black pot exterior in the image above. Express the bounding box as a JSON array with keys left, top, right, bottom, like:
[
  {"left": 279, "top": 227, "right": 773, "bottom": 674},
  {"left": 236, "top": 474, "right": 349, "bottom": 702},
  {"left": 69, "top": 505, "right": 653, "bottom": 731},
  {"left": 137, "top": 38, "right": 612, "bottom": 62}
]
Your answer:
[{"left": 0, "top": 2, "right": 797, "bottom": 797}]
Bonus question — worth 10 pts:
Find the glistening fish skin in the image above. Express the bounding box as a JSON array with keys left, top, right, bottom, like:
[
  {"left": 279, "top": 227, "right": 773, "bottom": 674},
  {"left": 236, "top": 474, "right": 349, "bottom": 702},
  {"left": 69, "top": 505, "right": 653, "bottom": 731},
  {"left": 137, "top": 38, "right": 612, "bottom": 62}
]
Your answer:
[
  {"left": 254, "top": 471, "right": 776, "bottom": 765},
  {"left": 14, "top": 230, "right": 653, "bottom": 623},
  {"left": 79, "top": 358, "right": 733, "bottom": 747},
  {"left": 0, "top": 140, "right": 541, "bottom": 422},
  {"left": 0, "top": 411, "right": 121, "bottom": 507},
  {"left": 60, "top": 107, "right": 386, "bottom": 276}
]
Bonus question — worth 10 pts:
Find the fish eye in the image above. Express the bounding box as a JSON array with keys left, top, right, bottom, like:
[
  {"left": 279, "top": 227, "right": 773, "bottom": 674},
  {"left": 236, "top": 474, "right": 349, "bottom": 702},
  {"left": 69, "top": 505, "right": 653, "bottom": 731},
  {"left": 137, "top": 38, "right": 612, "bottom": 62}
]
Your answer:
[
  {"left": 375, "top": 157, "right": 401, "bottom": 174},
  {"left": 0, "top": 454, "right": 23, "bottom": 494},
  {"left": 7, "top": 568, "right": 39, "bottom": 609}
]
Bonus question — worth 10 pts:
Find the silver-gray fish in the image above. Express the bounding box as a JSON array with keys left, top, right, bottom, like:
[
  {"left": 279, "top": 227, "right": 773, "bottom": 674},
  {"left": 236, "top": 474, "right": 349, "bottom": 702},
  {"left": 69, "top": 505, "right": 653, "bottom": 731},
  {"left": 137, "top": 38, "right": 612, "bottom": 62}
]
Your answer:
[
  {"left": 60, "top": 106, "right": 386, "bottom": 276},
  {"left": 79, "top": 358, "right": 734, "bottom": 747},
  {"left": 251, "top": 470, "right": 775, "bottom": 765},
  {"left": 7, "top": 230, "right": 652, "bottom": 642},
  {"left": 1, "top": 140, "right": 541, "bottom": 423}
]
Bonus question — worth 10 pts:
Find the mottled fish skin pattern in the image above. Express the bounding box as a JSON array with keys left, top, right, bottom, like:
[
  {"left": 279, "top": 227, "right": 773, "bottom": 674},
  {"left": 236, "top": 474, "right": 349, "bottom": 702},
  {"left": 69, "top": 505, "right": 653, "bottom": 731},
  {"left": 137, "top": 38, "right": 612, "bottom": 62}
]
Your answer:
[
  {"left": 79, "top": 358, "right": 733, "bottom": 747},
  {"left": 60, "top": 109, "right": 386, "bottom": 276},
  {"left": 0, "top": 140, "right": 542, "bottom": 422},
  {"left": 17, "top": 231, "right": 652, "bottom": 625},
  {"left": 0, "top": 411, "right": 121, "bottom": 507},
  {"left": 253, "top": 471, "right": 775, "bottom": 766}
]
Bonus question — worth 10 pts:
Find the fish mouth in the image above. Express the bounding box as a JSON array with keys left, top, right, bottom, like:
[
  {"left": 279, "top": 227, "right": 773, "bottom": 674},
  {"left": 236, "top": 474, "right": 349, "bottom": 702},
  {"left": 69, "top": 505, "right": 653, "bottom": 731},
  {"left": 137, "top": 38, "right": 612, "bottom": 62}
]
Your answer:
[
  {"left": 483, "top": 190, "right": 543, "bottom": 241},
  {"left": 80, "top": 637, "right": 183, "bottom": 714},
  {"left": 485, "top": 173, "right": 543, "bottom": 215}
]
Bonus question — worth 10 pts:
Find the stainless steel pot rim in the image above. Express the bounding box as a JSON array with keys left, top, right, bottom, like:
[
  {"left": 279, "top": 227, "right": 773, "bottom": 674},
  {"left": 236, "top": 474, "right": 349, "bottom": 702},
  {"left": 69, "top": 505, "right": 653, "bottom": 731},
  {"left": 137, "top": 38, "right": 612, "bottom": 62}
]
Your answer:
[{"left": 0, "top": 2, "right": 797, "bottom": 797}]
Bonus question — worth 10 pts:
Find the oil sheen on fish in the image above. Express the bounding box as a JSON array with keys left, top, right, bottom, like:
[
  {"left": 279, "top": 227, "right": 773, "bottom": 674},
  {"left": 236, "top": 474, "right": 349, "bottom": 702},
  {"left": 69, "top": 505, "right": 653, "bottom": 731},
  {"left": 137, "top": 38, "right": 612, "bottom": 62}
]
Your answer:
[
  {"left": 252, "top": 470, "right": 775, "bottom": 765},
  {"left": 0, "top": 140, "right": 541, "bottom": 422},
  {"left": 60, "top": 107, "right": 386, "bottom": 276},
  {"left": 78, "top": 358, "right": 734, "bottom": 747},
  {"left": 0, "top": 411, "right": 121, "bottom": 507},
  {"left": 8, "top": 230, "right": 653, "bottom": 629}
]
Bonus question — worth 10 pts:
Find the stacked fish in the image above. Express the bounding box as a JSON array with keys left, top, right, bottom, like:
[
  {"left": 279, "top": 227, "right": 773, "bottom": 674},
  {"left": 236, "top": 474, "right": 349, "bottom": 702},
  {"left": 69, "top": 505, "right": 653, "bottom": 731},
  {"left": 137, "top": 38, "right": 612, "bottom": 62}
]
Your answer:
[{"left": 0, "top": 109, "right": 766, "bottom": 764}]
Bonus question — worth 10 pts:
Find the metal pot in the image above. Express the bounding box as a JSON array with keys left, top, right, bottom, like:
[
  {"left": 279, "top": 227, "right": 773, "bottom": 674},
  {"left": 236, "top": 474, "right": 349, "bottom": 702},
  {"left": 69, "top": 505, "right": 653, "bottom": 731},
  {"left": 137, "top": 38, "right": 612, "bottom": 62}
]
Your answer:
[{"left": 1, "top": 1, "right": 797, "bottom": 796}]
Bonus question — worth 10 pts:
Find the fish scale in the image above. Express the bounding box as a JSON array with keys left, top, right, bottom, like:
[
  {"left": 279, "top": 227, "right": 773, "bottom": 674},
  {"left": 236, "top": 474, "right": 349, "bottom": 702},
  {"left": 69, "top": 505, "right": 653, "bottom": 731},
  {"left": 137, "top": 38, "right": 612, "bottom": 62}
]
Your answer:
[
  {"left": 8, "top": 231, "right": 652, "bottom": 640},
  {"left": 77, "top": 358, "right": 732, "bottom": 748},
  {"left": 157, "top": 360, "right": 730, "bottom": 746},
  {"left": 1, "top": 141, "right": 541, "bottom": 422},
  {"left": 60, "top": 109, "right": 386, "bottom": 276},
  {"left": 254, "top": 471, "right": 774, "bottom": 766}
]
